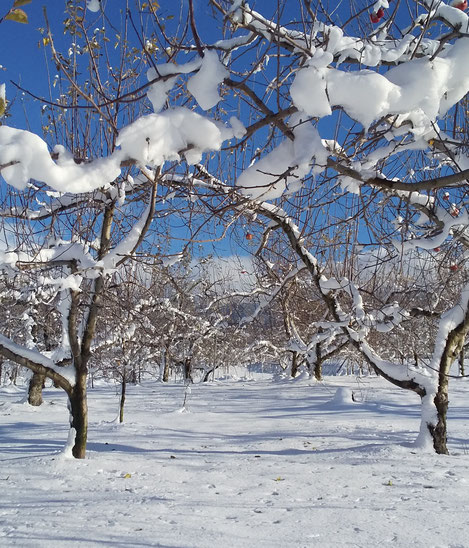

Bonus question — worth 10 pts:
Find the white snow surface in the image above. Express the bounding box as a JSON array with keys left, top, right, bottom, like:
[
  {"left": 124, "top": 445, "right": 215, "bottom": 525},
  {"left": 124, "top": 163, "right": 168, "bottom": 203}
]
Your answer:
[
  {"left": 86, "top": 0, "right": 100, "bottom": 12},
  {"left": 291, "top": 37, "right": 469, "bottom": 129},
  {"left": 237, "top": 119, "right": 327, "bottom": 200},
  {"left": 1, "top": 374, "right": 469, "bottom": 547},
  {"left": 0, "top": 126, "right": 121, "bottom": 192},
  {"left": 187, "top": 50, "right": 229, "bottom": 110},
  {"left": 116, "top": 107, "right": 229, "bottom": 167}
]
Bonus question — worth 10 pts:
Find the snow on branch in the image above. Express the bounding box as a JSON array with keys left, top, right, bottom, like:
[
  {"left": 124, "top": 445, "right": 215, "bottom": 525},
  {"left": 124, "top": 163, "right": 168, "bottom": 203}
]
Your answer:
[{"left": 0, "top": 333, "right": 75, "bottom": 392}]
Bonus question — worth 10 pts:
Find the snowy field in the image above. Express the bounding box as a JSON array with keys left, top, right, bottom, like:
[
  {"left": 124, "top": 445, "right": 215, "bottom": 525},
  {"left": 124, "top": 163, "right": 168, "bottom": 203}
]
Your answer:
[{"left": 1, "top": 374, "right": 469, "bottom": 548}]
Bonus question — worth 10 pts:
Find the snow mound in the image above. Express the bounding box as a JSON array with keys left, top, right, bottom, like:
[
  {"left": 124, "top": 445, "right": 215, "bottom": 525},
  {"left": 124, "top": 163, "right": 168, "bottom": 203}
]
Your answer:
[{"left": 324, "top": 387, "right": 356, "bottom": 407}]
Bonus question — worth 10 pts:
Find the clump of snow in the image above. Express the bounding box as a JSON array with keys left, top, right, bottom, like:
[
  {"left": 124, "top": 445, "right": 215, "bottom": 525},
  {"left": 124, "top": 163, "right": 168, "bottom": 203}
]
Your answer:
[
  {"left": 324, "top": 387, "right": 356, "bottom": 407},
  {"left": 62, "top": 427, "right": 77, "bottom": 458},
  {"left": 290, "top": 53, "right": 333, "bottom": 118},
  {"left": 229, "top": 116, "right": 246, "bottom": 138},
  {"left": 290, "top": 37, "right": 469, "bottom": 129},
  {"left": 339, "top": 176, "right": 361, "bottom": 194},
  {"left": 0, "top": 126, "right": 121, "bottom": 192},
  {"left": 146, "top": 68, "right": 177, "bottom": 112},
  {"left": 86, "top": 0, "right": 101, "bottom": 12},
  {"left": 237, "top": 119, "right": 327, "bottom": 200},
  {"left": 116, "top": 107, "right": 228, "bottom": 166},
  {"left": 187, "top": 50, "right": 229, "bottom": 110}
]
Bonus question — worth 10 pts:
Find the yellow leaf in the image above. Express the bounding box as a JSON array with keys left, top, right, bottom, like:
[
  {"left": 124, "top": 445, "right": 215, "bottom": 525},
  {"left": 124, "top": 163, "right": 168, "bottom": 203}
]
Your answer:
[
  {"left": 0, "top": 98, "right": 5, "bottom": 117},
  {"left": 13, "top": 0, "right": 32, "bottom": 7},
  {"left": 5, "top": 8, "right": 28, "bottom": 23},
  {"left": 42, "top": 37, "right": 50, "bottom": 46},
  {"left": 123, "top": 473, "right": 131, "bottom": 479}
]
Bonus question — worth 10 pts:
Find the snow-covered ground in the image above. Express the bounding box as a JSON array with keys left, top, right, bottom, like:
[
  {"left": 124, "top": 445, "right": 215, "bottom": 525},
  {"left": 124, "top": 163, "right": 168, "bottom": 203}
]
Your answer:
[{"left": 1, "top": 374, "right": 469, "bottom": 547}]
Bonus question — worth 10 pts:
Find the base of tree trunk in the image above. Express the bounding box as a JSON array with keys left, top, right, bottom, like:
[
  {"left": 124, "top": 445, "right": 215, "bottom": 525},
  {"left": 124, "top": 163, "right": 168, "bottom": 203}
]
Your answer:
[{"left": 28, "top": 372, "right": 45, "bottom": 406}]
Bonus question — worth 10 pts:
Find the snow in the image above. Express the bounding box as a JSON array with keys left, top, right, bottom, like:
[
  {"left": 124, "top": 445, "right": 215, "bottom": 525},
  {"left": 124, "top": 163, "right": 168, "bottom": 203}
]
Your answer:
[
  {"left": 290, "top": 37, "right": 469, "bottom": 130},
  {"left": 86, "top": 0, "right": 101, "bottom": 12},
  {"left": 237, "top": 119, "right": 327, "bottom": 200},
  {"left": 116, "top": 107, "right": 228, "bottom": 167},
  {"left": 0, "top": 108, "right": 238, "bottom": 193},
  {"left": 187, "top": 50, "right": 229, "bottom": 110},
  {"left": 101, "top": 204, "right": 152, "bottom": 270},
  {"left": 0, "top": 334, "right": 75, "bottom": 384},
  {"left": 0, "top": 126, "right": 121, "bottom": 193},
  {"left": 1, "top": 374, "right": 469, "bottom": 547},
  {"left": 146, "top": 68, "right": 176, "bottom": 113}
]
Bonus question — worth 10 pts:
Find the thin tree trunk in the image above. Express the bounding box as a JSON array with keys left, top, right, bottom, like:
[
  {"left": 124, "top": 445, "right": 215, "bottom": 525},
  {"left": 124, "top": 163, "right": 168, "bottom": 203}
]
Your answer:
[
  {"left": 184, "top": 357, "right": 193, "bottom": 383},
  {"left": 314, "top": 343, "right": 323, "bottom": 381},
  {"left": 28, "top": 372, "right": 45, "bottom": 406},
  {"left": 162, "top": 347, "right": 170, "bottom": 382},
  {"left": 119, "top": 369, "right": 126, "bottom": 423},
  {"left": 10, "top": 365, "right": 18, "bottom": 385},
  {"left": 429, "top": 388, "right": 449, "bottom": 455},
  {"left": 68, "top": 372, "right": 88, "bottom": 459},
  {"left": 425, "top": 328, "right": 467, "bottom": 455},
  {"left": 426, "top": 360, "right": 450, "bottom": 455},
  {"left": 291, "top": 351, "right": 300, "bottom": 377}
]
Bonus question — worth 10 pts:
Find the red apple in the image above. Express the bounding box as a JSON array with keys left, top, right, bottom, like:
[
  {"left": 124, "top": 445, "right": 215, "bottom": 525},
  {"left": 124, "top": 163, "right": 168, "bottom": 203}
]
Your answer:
[
  {"left": 451, "top": 0, "right": 467, "bottom": 10},
  {"left": 450, "top": 264, "right": 459, "bottom": 272},
  {"left": 370, "top": 10, "right": 384, "bottom": 23},
  {"left": 245, "top": 232, "right": 253, "bottom": 241},
  {"left": 443, "top": 193, "right": 450, "bottom": 201},
  {"left": 433, "top": 247, "right": 441, "bottom": 252}
]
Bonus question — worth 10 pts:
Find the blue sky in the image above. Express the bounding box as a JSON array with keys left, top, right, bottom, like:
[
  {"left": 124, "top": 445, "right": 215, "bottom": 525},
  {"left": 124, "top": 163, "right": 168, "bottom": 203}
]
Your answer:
[{"left": 2, "top": 2, "right": 74, "bottom": 129}]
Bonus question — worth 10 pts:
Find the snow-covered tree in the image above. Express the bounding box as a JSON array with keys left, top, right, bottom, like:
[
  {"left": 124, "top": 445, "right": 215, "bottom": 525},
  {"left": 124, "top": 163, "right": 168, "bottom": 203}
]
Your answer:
[{"left": 2, "top": 0, "right": 469, "bottom": 456}]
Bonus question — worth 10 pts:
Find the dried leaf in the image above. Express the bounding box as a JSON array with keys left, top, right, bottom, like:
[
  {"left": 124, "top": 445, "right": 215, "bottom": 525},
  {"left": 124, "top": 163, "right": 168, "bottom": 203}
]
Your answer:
[
  {"left": 13, "top": 0, "right": 32, "bottom": 7},
  {"left": 5, "top": 8, "right": 29, "bottom": 24},
  {"left": 0, "top": 98, "right": 5, "bottom": 117}
]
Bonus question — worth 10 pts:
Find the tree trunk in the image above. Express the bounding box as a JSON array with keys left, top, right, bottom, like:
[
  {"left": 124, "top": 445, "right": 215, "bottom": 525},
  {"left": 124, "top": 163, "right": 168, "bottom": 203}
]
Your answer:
[
  {"left": 184, "top": 357, "right": 193, "bottom": 383},
  {"left": 459, "top": 348, "right": 465, "bottom": 376},
  {"left": 10, "top": 364, "right": 18, "bottom": 385},
  {"left": 314, "top": 358, "right": 323, "bottom": 381},
  {"left": 307, "top": 343, "right": 323, "bottom": 381},
  {"left": 425, "top": 361, "right": 450, "bottom": 455},
  {"left": 290, "top": 351, "right": 300, "bottom": 377},
  {"left": 428, "top": 387, "right": 449, "bottom": 455},
  {"left": 119, "top": 370, "right": 126, "bottom": 424},
  {"left": 314, "top": 343, "right": 323, "bottom": 381},
  {"left": 28, "top": 372, "right": 45, "bottom": 406},
  {"left": 162, "top": 347, "right": 170, "bottom": 382},
  {"left": 68, "top": 373, "right": 88, "bottom": 459}
]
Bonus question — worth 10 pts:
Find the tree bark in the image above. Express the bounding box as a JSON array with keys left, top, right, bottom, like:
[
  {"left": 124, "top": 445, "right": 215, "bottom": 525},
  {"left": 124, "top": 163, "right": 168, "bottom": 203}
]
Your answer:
[
  {"left": 314, "top": 343, "right": 323, "bottom": 381},
  {"left": 119, "top": 369, "right": 126, "bottom": 424},
  {"left": 428, "top": 388, "right": 449, "bottom": 455},
  {"left": 68, "top": 372, "right": 88, "bottom": 459},
  {"left": 290, "top": 351, "right": 300, "bottom": 377},
  {"left": 28, "top": 372, "right": 45, "bottom": 406},
  {"left": 162, "top": 347, "right": 170, "bottom": 382},
  {"left": 184, "top": 357, "right": 193, "bottom": 383}
]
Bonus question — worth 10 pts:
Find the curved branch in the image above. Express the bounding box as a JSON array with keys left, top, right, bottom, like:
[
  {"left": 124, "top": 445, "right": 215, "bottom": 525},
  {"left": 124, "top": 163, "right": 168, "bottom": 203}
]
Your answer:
[{"left": 0, "top": 337, "right": 73, "bottom": 394}]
